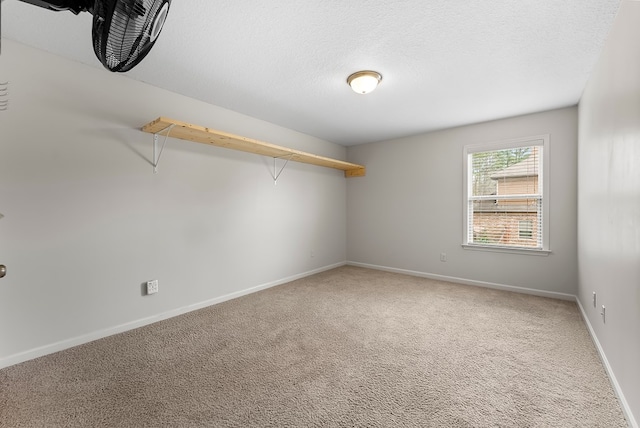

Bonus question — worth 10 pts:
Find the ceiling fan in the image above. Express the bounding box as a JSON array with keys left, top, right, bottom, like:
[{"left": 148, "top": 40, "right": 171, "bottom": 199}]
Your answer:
[{"left": 14, "top": 0, "right": 171, "bottom": 72}]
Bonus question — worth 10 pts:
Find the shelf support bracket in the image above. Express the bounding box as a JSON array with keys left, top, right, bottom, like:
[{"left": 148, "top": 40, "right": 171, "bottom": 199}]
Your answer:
[
  {"left": 271, "top": 154, "right": 294, "bottom": 185},
  {"left": 153, "top": 124, "right": 175, "bottom": 173}
]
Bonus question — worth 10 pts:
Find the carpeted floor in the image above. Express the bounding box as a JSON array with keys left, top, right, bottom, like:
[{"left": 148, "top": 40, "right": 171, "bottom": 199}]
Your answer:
[{"left": 0, "top": 266, "right": 628, "bottom": 427}]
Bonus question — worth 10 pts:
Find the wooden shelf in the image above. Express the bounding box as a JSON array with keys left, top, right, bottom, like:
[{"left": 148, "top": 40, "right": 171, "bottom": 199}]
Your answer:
[{"left": 141, "top": 117, "right": 366, "bottom": 177}]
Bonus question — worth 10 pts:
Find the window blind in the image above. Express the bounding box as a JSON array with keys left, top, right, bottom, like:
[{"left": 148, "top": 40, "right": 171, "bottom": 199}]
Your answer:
[{"left": 467, "top": 145, "right": 543, "bottom": 249}]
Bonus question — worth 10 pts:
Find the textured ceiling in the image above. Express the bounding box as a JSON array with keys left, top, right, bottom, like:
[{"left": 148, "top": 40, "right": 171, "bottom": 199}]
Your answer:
[{"left": 2, "top": 0, "right": 621, "bottom": 146}]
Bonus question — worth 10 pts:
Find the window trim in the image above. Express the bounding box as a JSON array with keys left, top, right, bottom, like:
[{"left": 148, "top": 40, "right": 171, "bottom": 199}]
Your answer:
[{"left": 462, "top": 134, "right": 550, "bottom": 255}]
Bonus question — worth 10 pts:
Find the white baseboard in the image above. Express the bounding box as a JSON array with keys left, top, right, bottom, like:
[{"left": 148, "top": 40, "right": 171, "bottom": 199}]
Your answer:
[
  {"left": 576, "top": 299, "right": 638, "bottom": 428},
  {"left": 346, "top": 261, "right": 576, "bottom": 301},
  {"left": 0, "top": 262, "right": 346, "bottom": 370}
]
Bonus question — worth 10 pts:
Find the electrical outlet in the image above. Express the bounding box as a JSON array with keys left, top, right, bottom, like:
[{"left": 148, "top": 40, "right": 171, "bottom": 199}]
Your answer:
[
  {"left": 440, "top": 253, "right": 447, "bottom": 262},
  {"left": 601, "top": 305, "right": 606, "bottom": 323},
  {"left": 593, "top": 292, "right": 597, "bottom": 307},
  {"left": 146, "top": 279, "right": 159, "bottom": 295}
]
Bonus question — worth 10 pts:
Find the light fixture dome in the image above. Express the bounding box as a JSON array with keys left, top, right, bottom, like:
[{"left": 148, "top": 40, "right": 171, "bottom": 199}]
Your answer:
[{"left": 347, "top": 70, "right": 382, "bottom": 94}]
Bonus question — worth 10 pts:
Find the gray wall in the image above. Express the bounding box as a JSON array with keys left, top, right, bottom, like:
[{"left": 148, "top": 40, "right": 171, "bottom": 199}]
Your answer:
[
  {"left": 578, "top": 0, "right": 640, "bottom": 424},
  {"left": 347, "top": 107, "right": 578, "bottom": 296},
  {"left": 0, "top": 40, "right": 348, "bottom": 366}
]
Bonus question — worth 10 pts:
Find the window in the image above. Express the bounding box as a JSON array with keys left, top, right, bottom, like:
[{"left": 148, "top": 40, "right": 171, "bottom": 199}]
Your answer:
[
  {"left": 463, "top": 135, "right": 549, "bottom": 253},
  {"left": 518, "top": 220, "right": 533, "bottom": 239}
]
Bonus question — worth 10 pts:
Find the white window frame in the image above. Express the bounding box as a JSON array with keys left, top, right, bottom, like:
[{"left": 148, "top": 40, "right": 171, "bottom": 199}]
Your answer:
[{"left": 462, "top": 135, "right": 550, "bottom": 255}]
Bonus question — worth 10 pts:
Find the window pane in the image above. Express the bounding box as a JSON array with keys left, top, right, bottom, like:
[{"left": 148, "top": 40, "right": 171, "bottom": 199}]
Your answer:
[
  {"left": 466, "top": 143, "right": 543, "bottom": 250},
  {"left": 470, "top": 199, "right": 541, "bottom": 248},
  {"left": 470, "top": 147, "right": 537, "bottom": 197}
]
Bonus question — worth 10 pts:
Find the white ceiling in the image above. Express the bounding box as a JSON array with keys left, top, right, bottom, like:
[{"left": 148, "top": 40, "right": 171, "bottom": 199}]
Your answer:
[{"left": 2, "top": 0, "right": 621, "bottom": 146}]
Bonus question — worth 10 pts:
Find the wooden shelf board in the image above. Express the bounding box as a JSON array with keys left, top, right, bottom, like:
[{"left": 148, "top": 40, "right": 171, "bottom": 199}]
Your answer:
[{"left": 141, "top": 117, "right": 365, "bottom": 177}]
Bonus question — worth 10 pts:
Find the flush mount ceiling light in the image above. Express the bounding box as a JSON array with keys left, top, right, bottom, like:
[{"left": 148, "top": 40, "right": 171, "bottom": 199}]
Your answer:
[{"left": 347, "top": 70, "right": 382, "bottom": 94}]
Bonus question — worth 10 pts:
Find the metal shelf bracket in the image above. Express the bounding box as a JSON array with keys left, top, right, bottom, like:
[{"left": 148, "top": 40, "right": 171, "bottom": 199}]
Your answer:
[
  {"left": 271, "top": 154, "right": 294, "bottom": 185},
  {"left": 152, "top": 123, "right": 175, "bottom": 173}
]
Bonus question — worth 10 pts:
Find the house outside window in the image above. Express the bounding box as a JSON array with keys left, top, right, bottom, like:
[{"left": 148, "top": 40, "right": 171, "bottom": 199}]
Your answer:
[
  {"left": 519, "top": 220, "right": 533, "bottom": 239},
  {"left": 463, "top": 135, "right": 550, "bottom": 254}
]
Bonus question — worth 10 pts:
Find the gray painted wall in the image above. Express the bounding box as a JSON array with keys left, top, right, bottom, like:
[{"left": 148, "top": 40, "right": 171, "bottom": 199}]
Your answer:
[
  {"left": 346, "top": 107, "right": 578, "bottom": 295},
  {"left": 578, "top": 1, "right": 640, "bottom": 425},
  {"left": 0, "top": 40, "right": 348, "bottom": 365}
]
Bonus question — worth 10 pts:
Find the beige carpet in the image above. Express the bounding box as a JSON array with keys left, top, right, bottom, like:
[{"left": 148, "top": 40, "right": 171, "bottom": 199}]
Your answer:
[{"left": 0, "top": 266, "right": 628, "bottom": 427}]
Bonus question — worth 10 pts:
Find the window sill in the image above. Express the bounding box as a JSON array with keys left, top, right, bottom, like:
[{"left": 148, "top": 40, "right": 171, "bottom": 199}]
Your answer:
[{"left": 462, "top": 244, "right": 551, "bottom": 256}]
